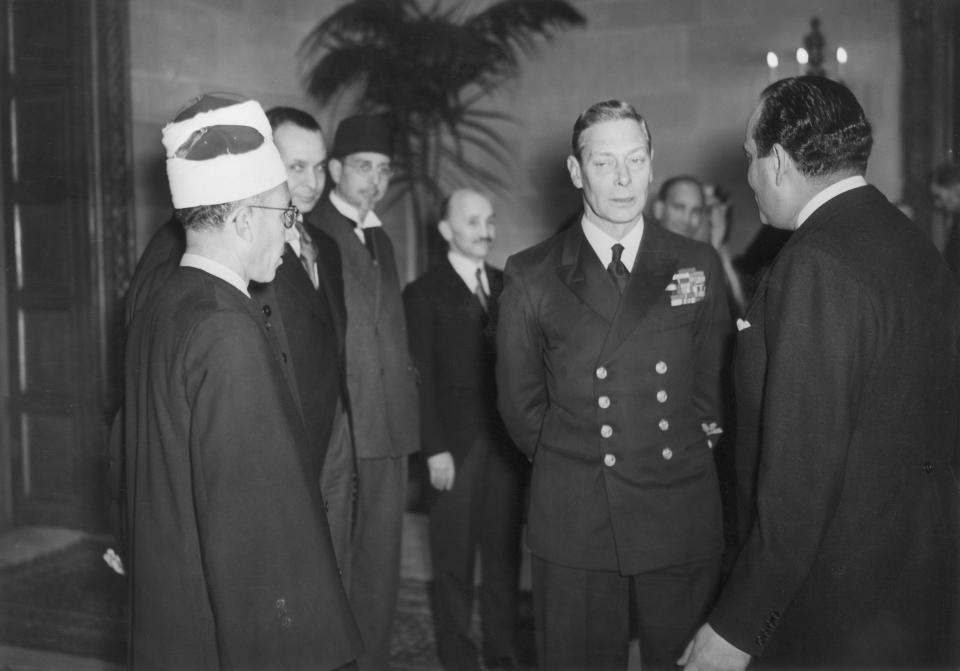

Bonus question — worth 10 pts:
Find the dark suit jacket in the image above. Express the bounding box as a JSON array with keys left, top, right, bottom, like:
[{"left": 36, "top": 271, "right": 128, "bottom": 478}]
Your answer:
[
  {"left": 403, "top": 258, "right": 508, "bottom": 465},
  {"left": 496, "top": 220, "right": 731, "bottom": 574},
  {"left": 124, "top": 268, "right": 361, "bottom": 670},
  {"left": 709, "top": 185, "right": 960, "bottom": 666},
  {"left": 262, "top": 222, "right": 348, "bottom": 475},
  {"left": 311, "top": 198, "right": 419, "bottom": 459}
]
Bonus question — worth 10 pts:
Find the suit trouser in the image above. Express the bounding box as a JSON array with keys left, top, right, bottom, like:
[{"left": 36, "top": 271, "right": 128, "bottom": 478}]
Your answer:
[
  {"left": 428, "top": 436, "right": 526, "bottom": 670},
  {"left": 350, "top": 454, "right": 408, "bottom": 671},
  {"left": 531, "top": 553, "right": 720, "bottom": 671},
  {"left": 321, "top": 404, "right": 354, "bottom": 584}
]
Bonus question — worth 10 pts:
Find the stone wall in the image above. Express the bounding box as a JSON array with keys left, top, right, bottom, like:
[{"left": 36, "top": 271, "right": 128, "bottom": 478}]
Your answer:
[{"left": 129, "top": 0, "right": 901, "bottom": 276}]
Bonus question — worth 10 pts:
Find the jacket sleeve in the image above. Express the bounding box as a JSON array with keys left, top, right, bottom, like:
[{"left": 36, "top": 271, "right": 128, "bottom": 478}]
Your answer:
[
  {"left": 495, "top": 256, "right": 546, "bottom": 459},
  {"left": 708, "top": 245, "right": 872, "bottom": 656},
  {"left": 403, "top": 282, "right": 443, "bottom": 457}
]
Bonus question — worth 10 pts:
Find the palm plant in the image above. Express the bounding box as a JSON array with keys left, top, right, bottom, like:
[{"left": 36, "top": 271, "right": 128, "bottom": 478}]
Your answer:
[{"left": 299, "top": 0, "right": 585, "bottom": 264}]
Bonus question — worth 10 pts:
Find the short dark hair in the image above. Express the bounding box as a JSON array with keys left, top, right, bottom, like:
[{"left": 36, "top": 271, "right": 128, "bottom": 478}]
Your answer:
[
  {"left": 658, "top": 175, "right": 703, "bottom": 202},
  {"left": 571, "top": 100, "right": 651, "bottom": 161},
  {"left": 175, "top": 202, "right": 237, "bottom": 232},
  {"left": 753, "top": 76, "right": 872, "bottom": 177},
  {"left": 265, "top": 106, "right": 322, "bottom": 134},
  {"left": 175, "top": 191, "right": 265, "bottom": 233}
]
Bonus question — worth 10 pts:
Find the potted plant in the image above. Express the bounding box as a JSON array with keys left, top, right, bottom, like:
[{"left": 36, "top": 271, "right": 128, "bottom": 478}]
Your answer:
[{"left": 299, "top": 0, "right": 585, "bottom": 266}]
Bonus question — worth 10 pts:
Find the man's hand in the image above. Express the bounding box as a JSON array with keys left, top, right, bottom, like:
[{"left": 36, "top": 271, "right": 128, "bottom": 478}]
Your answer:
[
  {"left": 427, "top": 452, "right": 455, "bottom": 491},
  {"left": 678, "top": 623, "right": 751, "bottom": 671}
]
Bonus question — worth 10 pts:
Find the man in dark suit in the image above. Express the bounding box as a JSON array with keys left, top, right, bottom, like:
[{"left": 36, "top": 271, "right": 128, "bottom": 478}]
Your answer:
[
  {"left": 312, "top": 114, "right": 420, "bottom": 671},
  {"left": 404, "top": 189, "right": 528, "bottom": 671},
  {"left": 266, "top": 106, "right": 353, "bottom": 568},
  {"left": 496, "top": 100, "right": 731, "bottom": 670},
  {"left": 681, "top": 77, "right": 960, "bottom": 670},
  {"left": 124, "top": 94, "right": 360, "bottom": 670}
]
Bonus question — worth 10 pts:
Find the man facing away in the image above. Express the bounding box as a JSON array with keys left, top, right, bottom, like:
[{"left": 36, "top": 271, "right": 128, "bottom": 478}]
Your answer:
[
  {"left": 681, "top": 76, "right": 960, "bottom": 670},
  {"left": 496, "top": 99, "right": 731, "bottom": 671},
  {"left": 123, "top": 95, "right": 361, "bottom": 670},
  {"left": 311, "top": 114, "right": 420, "bottom": 671},
  {"left": 404, "top": 189, "right": 528, "bottom": 671}
]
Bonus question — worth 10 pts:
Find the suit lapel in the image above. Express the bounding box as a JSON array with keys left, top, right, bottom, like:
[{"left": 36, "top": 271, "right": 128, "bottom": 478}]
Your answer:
[
  {"left": 555, "top": 224, "right": 620, "bottom": 323},
  {"left": 601, "top": 224, "right": 678, "bottom": 357},
  {"left": 279, "top": 247, "right": 326, "bottom": 318},
  {"left": 487, "top": 264, "right": 504, "bottom": 303},
  {"left": 314, "top": 201, "right": 380, "bottom": 311}
]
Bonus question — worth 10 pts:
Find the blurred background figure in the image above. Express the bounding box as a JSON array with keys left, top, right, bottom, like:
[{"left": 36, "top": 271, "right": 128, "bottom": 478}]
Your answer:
[
  {"left": 653, "top": 175, "right": 710, "bottom": 243},
  {"left": 703, "top": 184, "right": 748, "bottom": 315},
  {"left": 931, "top": 162, "right": 960, "bottom": 280}
]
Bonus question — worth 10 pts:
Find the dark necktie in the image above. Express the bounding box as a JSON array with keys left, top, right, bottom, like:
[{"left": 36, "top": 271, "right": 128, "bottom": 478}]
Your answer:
[
  {"left": 608, "top": 243, "right": 629, "bottom": 294},
  {"left": 355, "top": 223, "right": 377, "bottom": 261},
  {"left": 474, "top": 267, "right": 488, "bottom": 312},
  {"left": 295, "top": 220, "right": 319, "bottom": 289}
]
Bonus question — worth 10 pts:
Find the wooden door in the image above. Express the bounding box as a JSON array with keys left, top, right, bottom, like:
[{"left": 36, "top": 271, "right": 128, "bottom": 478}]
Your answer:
[{"left": 0, "top": 0, "right": 133, "bottom": 531}]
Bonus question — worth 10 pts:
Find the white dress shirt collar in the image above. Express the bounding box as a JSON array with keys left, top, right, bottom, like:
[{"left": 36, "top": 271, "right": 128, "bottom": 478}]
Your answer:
[
  {"left": 180, "top": 252, "right": 250, "bottom": 298},
  {"left": 580, "top": 215, "right": 645, "bottom": 272},
  {"left": 286, "top": 226, "right": 303, "bottom": 257},
  {"left": 795, "top": 175, "right": 868, "bottom": 228},
  {"left": 447, "top": 250, "right": 489, "bottom": 294}
]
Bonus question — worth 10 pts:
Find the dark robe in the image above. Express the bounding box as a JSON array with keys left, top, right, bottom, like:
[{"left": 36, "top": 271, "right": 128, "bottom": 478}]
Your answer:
[{"left": 124, "top": 267, "right": 361, "bottom": 670}]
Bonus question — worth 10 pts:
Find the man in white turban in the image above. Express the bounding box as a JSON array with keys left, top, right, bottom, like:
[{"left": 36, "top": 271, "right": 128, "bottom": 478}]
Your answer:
[{"left": 123, "top": 93, "right": 362, "bottom": 671}]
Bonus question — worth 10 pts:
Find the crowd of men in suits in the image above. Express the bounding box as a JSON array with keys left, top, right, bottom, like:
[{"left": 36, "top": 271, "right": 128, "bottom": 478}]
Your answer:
[{"left": 119, "top": 76, "right": 958, "bottom": 671}]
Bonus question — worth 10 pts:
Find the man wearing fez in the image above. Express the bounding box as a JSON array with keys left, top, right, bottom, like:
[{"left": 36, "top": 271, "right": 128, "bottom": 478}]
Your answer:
[
  {"left": 496, "top": 100, "right": 731, "bottom": 670},
  {"left": 123, "top": 95, "right": 361, "bottom": 670},
  {"left": 312, "top": 114, "right": 420, "bottom": 670},
  {"left": 404, "top": 189, "right": 528, "bottom": 671},
  {"left": 681, "top": 77, "right": 960, "bottom": 670}
]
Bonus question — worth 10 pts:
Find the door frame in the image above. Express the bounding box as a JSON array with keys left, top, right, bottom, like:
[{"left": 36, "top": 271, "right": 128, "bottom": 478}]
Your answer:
[
  {"left": 0, "top": 0, "right": 134, "bottom": 530},
  {"left": 901, "top": 0, "right": 960, "bottom": 246}
]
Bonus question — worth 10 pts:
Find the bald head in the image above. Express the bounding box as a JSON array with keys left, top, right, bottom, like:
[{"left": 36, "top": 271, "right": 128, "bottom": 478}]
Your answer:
[
  {"left": 654, "top": 176, "right": 708, "bottom": 242},
  {"left": 439, "top": 189, "right": 495, "bottom": 262}
]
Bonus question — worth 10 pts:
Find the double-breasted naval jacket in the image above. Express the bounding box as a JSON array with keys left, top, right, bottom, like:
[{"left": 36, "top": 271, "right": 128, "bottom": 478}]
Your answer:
[{"left": 496, "top": 220, "right": 731, "bottom": 575}]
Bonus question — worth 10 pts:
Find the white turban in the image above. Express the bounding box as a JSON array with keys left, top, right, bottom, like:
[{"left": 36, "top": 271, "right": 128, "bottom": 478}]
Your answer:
[{"left": 162, "top": 97, "right": 287, "bottom": 208}]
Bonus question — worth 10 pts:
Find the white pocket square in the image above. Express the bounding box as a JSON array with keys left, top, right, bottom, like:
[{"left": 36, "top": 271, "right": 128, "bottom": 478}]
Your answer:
[{"left": 736, "top": 318, "right": 751, "bottom": 332}]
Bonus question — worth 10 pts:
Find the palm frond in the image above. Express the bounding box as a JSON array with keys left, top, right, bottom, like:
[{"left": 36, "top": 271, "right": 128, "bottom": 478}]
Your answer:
[
  {"left": 299, "top": 0, "right": 409, "bottom": 55},
  {"left": 467, "top": 0, "right": 585, "bottom": 54},
  {"left": 298, "top": 0, "right": 586, "bottom": 266}
]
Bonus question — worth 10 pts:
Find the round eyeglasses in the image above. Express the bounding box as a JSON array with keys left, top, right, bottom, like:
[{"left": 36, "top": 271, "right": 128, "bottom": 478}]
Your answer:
[
  {"left": 249, "top": 204, "right": 301, "bottom": 229},
  {"left": 344, "top": 159, "right": 394, "bottom": 179}
]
